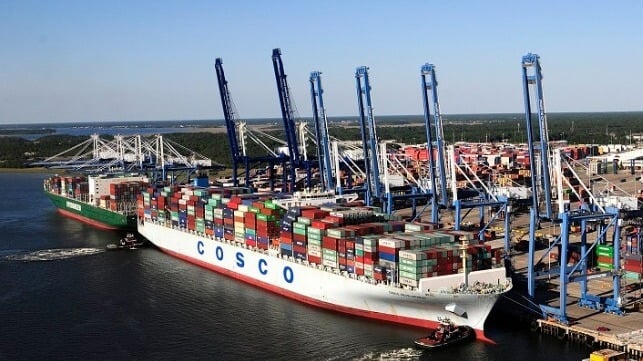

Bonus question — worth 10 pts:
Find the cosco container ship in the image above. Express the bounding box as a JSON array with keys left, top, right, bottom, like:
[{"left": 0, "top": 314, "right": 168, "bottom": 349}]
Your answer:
[
  {"left": 44, "top": 174, "right": 148, "bottom": 231},
  {"left": 137, "top": 184, "right": 512, "bottom": 339}
]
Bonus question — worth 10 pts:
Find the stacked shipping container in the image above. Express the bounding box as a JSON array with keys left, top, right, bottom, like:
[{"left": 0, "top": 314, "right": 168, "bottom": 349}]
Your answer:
[
  {"left": 139, "top": 184, "right": 506, "bottom": 289},
  {"left": 45, "top": 175, "right": 144, "bottom": 213}
]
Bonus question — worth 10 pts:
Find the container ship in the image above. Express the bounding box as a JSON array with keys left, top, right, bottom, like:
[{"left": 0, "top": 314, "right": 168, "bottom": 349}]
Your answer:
[
  {"left": 137, "top": 183, "right": 512, "bottom": 338},
  {"left": 44, "top": 174, "right": 148, "bottom": 231}
]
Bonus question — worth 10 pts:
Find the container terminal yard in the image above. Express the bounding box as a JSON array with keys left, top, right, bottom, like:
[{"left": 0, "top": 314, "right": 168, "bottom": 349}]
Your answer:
[{"left": 39, "top": 50, "right": 643, "bottom": 359}]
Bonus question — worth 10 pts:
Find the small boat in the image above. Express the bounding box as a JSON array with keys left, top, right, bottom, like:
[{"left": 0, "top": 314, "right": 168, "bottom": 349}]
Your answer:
[
  {"left": 106, "top": 233, "right": 146, "bottom": 250},
  {"left": 413, "top": 317, "right": 474, "bottom": 350}
]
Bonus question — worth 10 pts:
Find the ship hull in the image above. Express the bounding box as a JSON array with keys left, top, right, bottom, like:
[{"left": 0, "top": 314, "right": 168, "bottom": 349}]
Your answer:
[
  {"left": 45, "top": 191, "right": 136, "bottom": 231},
  {"left": 139, "top": 220, "right": 511, "bottom": 339}
]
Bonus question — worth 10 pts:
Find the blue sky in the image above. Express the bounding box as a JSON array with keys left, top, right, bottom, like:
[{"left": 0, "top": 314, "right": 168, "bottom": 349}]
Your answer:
[{"left": 1, "top": 0, "right": 641, "bottom": 124}]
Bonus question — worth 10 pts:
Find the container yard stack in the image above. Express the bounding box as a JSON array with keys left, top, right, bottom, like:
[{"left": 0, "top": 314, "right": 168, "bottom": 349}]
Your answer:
[{"left": 596, "top": 245, "right": 615, "bottom": 271}]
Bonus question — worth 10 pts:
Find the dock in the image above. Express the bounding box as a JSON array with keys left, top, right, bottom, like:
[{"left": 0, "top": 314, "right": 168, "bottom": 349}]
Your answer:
[{"left": 511, "top": 240, "right": 643, "bottom": 360}]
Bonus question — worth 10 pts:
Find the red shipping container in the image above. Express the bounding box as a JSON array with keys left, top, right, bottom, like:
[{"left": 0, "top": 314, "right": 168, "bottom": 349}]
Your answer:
[
  {"left": 311, "top": 220, "right": 333, "bottom": 230},
  {"left": 245, "top": 239, "right": 257, "bottom": 247},
  {"left": 379, "top": 246, "right": 399, "bottom": 255},
  {"left": 322, "top": 236, "right": 338, "bottom": 250},
  {"left": 325, "top": 215, "right": 344, "bottom": 226},
  {"left": 364, "top": 252, "right": 378, "bottom": 261},
  {"left": 293, "top": 244, "right": 307, "bottom": 254},
  {"left": 301, "top": 208, "right": 328, "bottom": 220},
  {"left": 308, "top": 255, "right": 322, "bottom": 264}
]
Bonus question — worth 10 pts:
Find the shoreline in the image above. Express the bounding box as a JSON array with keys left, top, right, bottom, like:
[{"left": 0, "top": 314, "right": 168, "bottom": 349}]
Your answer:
[{"left": 0, "top": 167, "right": 60, "bottom": 174}]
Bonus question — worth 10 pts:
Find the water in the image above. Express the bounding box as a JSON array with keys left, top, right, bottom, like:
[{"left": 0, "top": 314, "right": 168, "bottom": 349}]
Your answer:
[
  {"left": 0, "top": 120, "right": 224, "bottom": 140},
  {"left": 0, "top": 172, "right": 591, "bottom": 360}
]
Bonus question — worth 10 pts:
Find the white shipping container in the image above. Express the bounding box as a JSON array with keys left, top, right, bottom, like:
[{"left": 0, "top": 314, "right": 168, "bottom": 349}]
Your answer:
[
  {"left": 322, "top": 259, "right": 339, "bottom": 268},
  {"left": 308, "top": 249, "right": 322, "bottom": 257},
  {"left": 307, "top": 244, "right": 322, "bottom": 253},
  {"left": 399, "top": 249, "right": 427, "bottom": 261},
  {"left": 379, "top": 237, "right": 404, "bottom": 248},
  {"left": 399, "top": 277, "right": 419, "bottom": 288}
]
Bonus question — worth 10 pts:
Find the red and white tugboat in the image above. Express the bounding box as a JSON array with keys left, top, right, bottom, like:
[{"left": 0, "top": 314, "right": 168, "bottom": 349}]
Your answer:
[{"left": 413, "top": 317, "right": 474, "bottom": 349}]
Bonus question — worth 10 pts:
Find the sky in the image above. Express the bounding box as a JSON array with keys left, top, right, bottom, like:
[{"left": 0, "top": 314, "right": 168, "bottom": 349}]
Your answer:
[{"left": 1, "top": 0, "right": 642, "bottom": 124}]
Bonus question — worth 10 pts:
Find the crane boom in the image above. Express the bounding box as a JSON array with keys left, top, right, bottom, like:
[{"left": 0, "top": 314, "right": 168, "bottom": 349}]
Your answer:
[
  {"left": 310, "top": 71, "right": 334, "bottom": 191},
  {"left": 421, "top": 64, "right": 448, "bottom": 206},
  {"left": 272, "top": 48, "right": 301, "bottom": 191},
  {"left": 215, "top": 58, "right": 244, "bottom": 186},
  {"left": 522, "top": 53, "right": 553, "bottom": 220},
  {"left": 355, "top": 66, "right": 381, "bottom": 205},
  {"left": 420, "top": 63, "right": 442, "bottom": 223}
]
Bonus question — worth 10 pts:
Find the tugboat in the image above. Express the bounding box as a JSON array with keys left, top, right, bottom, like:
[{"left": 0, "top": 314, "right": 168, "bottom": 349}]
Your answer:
[
  {"left": 413, "top": 317, "right": 474, "bottom": 350},
  {"left": 106, "top": 233, "right": 145, "bottom": 250}
]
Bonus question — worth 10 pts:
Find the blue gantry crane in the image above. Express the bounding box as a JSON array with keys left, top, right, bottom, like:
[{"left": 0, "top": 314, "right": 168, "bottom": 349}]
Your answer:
[
  {"left": 271, "top": 48, "right": 316, "bottom": 191},
  {"left": 215, "top": 57, "right": 289, "bottom": 190},
  {"left": 215, "top": 58, "right": 244, "bottom": 186},
  {"left": 522, "top": 53, "right": 554, "bottom": 221},
  {"left": 419, "top": 63, "right": 512, "bottom": 251},
  {"left": 420, "top": 63, "right": 448, "bottom": 215},
  {"left": 521, "top": 53, "right": 623, "bottom": 322},
  {"left": 355, "top": 66, "right": 382, "bottom": 206},
  {"left": 309, "top": 71, "right": 335, "bottom": 192}
]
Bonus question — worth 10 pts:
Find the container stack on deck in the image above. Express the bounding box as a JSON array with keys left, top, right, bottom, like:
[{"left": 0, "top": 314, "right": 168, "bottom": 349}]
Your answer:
[
  {"left": 107, "top": 181, "right": 142, "bottom": 211},
  {"left": 139, "top": 185, "right": 506, "bottom": 288},
  {"left": 45, "top": 175, "right": 146, "bottom": 212},
  {"left": 45, "top": 176, "right": 88, "bottom": 199}
]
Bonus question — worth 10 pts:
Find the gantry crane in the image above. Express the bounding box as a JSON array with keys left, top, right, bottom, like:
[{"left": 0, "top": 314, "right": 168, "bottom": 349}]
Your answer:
[
  {"left": 419, "top": 63, "right": 512, "bottom": 252},
  {"left": 522, "top": 53, "right": 554, "bottom": 221},
  {"left": 215, "top": 57, "right": 291, "bottom": 190},
  {"left": 272, "top": 48, "right": 314, "bottom": 191},
  {"left": 215, "top": 58, "right": 245, "bottom": 186},
  {"left": 35, "top": 133, "right": 215, "bottom": 184},
  {"left": 309, "top": 71, "right": 334, "bottom": 192},
  {"left": 355, "top": 66, "right": 382, "bottom": 206},
  {"left": 521, "top": 53, "right": 623, "bottom": 322},
  {"left": 421, "top": 63, "right": 448, "bottom": 216}
]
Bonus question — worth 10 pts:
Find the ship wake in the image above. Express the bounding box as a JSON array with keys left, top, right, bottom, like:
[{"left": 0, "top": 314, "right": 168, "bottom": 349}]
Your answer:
[
  {"left": 350, "top": 347, "right": 423, "bottom": 361},
  {"left": 1, "top": 248, "right": 105, "bottom": 262}
]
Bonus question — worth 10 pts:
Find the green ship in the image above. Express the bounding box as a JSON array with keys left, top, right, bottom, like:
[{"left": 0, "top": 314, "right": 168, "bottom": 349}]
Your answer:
[{"left": 43, "top": 174, "right": 147, "bottom": 231}]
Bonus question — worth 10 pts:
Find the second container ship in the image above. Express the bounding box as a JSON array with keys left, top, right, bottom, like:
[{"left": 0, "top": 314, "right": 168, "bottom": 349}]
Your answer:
[
  {"left": 137, "top": 183, "right": 512, "bottom": 338},
  {"left": 44, "top": 173, "right": 148, "bottom": 231}
]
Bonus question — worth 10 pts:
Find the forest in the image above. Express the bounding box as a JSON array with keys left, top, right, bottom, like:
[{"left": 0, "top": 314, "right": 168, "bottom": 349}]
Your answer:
[{"left": 0, "top": 112, "right": 641, "bottom": 169}]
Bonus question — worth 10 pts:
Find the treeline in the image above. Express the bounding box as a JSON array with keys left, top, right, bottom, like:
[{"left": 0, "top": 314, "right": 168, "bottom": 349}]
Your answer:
[{"left": 1, "top": 112, "right": 642, "bottom": 168}]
